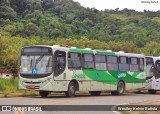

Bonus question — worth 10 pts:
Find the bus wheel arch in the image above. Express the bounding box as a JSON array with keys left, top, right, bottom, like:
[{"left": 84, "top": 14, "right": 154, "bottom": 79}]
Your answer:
[
  {"left": 65, "top": 80, "right": 79, "bottom": 97},
  {"left": 39, "top": 91, "right": 50, "bottom": 98},
  {"left": 111, "top": 80, "right": 125, "bottom": 95},
  {"left": 148, "top": 89, "right": 157, "bottom": 94},
  {"left": 71, "top": 79, "right": 79, "bottom": 91}
]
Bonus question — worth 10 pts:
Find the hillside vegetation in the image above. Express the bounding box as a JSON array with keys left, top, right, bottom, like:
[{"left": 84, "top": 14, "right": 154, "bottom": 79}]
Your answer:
[{"left": 0, "top": 0, "right": 160, "bottom": 73}]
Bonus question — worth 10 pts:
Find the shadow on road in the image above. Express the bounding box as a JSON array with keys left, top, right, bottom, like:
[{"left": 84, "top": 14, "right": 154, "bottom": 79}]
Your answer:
[{"left": 27, "top": 92, "right": 147, "bottom": 99}]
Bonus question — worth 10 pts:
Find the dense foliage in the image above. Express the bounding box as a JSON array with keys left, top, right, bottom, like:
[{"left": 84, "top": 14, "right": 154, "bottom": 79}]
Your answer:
[{"left": 0, "top": 0, "right": 160, "bottom": 73}]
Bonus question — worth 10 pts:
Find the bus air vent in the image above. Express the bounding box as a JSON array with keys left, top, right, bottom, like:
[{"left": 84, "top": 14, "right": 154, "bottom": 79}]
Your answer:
[
  {"left": 118, "top": 51, "right": 125, "bottom": 53},
  {"left": 70, "top": 47, "right": 77, "bottom": 49},
  {"left": 53, "top": 45, "right": 60, "bottom": 47},
  {"left": 106, "top": 50, "right": 112, "bottom": 52},
  {"left": 85, "top": 48, "right": 92, "bottom": 50}
]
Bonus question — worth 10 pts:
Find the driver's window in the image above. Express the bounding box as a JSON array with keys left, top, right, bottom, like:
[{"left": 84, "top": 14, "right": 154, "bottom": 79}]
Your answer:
[
  {"left": 54, "top": 51, "right": 66, "bottom": 76},
  {"left": 146, "top": 63, "right": 154, "bottom": 77},
  {"left": 153, "top": 60, "right": 160, "bottom": 78}
]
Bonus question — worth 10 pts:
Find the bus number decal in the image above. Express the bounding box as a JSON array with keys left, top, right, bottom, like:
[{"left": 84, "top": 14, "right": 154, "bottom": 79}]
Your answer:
[{"left": 118, "top": 73, "right": 126, "bottom": 78}]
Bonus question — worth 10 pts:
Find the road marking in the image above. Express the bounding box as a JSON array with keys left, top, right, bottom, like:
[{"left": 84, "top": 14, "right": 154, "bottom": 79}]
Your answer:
[
  {"left": 14, "top": 111, "right": 25, "bottom": 114},
  {"left": 20, "top": 111, "right": 25, "bottom": 114},
  {"left": 14, "top": 111, "right": 19, "bottom": 114},
  {"left": 113, "top": 111, "right": 121, "bottom": 114}
]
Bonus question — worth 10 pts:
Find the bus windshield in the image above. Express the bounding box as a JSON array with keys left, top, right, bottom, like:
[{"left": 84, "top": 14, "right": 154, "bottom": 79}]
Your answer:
[
  {"left": 20, "top": 55, "right": 52, "bottom": 74},
  {"left": 152, "top": 60, "right": 160, "bottom": 78}
]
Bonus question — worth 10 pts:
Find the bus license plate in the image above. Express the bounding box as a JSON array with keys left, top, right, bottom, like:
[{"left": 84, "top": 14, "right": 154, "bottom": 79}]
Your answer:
[{"left": 29, "top": 85, "right": 35, "bottom": 88}]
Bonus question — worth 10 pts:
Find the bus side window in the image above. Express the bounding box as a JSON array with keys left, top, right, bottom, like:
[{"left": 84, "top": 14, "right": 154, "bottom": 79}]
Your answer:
[
  {"left": 82, "top": 53, "right": 95, "bottom": 69},
  {"left": 107, "top": 56, "right": 118, "bottom": 71},
  {"left": 54, "top": 51, "right": 66, "bottom": 76},
  {"left": 119, "top": 56, "right": 129, "bottom": 71},
  {"left": 130, "top": 57, "right": 139, "bottom": 72},
  {"left": 95, "top": 54, "right": 106, "bottom": 70},
  {"left": 68, "top": 52, "right": 81, "bottom": 69},
  {"left": 139, "top": 58, "right": 144, "bottom": 71}
]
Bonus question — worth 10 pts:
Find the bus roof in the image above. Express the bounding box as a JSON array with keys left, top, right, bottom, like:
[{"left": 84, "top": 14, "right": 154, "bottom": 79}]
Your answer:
[
  {"left": 146, "top": 56, "right": 160, "bottom": 63},
  {"left": 52, "top": 45, "right": 145, "bottom": 57},
  {"left": 22, "top": 45, "right": 145, "bottom": 57}
]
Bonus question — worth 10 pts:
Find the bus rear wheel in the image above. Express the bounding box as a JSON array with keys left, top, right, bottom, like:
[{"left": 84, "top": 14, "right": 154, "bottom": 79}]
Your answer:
[
  {"left": 65, "top": 82, "right": 76, "bottom": 97},
  {"left": 39, "top": 91, "right": 50, "bottom": 98},
  {"left": 148, "top": 89, "right": 157, "bottom": 94},
  {"left": 89, "top": 91, "right": 101, "bottom": 96},
  {"left": 111, "top": 81, "right": 125, "bottom": 95}
]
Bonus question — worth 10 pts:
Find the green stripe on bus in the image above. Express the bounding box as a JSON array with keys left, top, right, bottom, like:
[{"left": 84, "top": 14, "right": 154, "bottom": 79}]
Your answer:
[
  {"left": 96, "top": 51, "right": 115, "bottom": 55},
  {"left": 82, "top": 70, "right": 145, "bottom": 85},
  {"left": 70, "top": 48, "right": 93, "bottom": 53}
]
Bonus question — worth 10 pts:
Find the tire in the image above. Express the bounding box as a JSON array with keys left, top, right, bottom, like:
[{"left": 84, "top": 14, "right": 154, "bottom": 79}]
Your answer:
[
  {"left": 111, "top": 81, "right": 125, "bottom": 95},
  {"left": 148, "top": 89, "right": 157, "bottom": 94},
  {"left": 89, "top": 91, "right": 101, "bottom": 96},
  {"left": 39, "top": 91, "right": 50, "bottom": 98},
  {"left": 65, "top": 82, "right": 76, "bottom": 97}
]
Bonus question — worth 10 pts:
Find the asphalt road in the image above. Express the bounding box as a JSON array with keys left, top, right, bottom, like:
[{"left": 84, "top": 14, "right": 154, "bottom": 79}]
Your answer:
[{"left": 0, "top": 92, "right": 160, "bottom": 114}]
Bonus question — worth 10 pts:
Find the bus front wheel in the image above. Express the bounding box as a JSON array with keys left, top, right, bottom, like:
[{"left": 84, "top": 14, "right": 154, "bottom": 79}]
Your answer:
[
  {"left": 65, "top": 82, "right": 76, "bottom": 97},
  {"left": 39, "top": 91, "right": 50, "bottom": 98},
  {"left": 89, "top": 91, "right": 101, "bottom": 96},
  {"left": 148, "top": 89, "right": 157, "bottom": 94},
  {"left": 111, "top": 81, "right": 125, "bottom": 95}
]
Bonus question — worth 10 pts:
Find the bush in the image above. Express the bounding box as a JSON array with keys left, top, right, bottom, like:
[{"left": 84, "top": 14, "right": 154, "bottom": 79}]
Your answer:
[{"left": 0, "top": 78, "right": 18, "bottom": 91}]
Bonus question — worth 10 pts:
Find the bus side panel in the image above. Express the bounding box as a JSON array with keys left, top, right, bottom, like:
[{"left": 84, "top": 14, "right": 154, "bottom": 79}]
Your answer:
[
  {"left": 125, "top": 83, "right": 134, "bottom": 90},
  {"left": 132, "top": 72, "right": 146, "bottom": 89},
  {"left": 51, "top": 81, "right": 69, "bottom": 91},
  {"left": 78, "top": 81, "right": 91, "bottom": 91},
  {"left": 90, "top": 81, "right": 102, "bottom": 91},
  {"left": 132, "top": 83, "right": 144, "bottom": 89},
  {"left": 110, "top": 84, "right": 117, "bottom": 90}
]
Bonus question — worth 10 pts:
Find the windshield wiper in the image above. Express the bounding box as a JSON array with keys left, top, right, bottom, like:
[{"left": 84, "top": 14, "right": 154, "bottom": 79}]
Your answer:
[
  {"left": 35, "top": 55, "right": 44, "bottom": 67},
  {"left": 31, "top": 59, "right": 33, "bottom": 68}
]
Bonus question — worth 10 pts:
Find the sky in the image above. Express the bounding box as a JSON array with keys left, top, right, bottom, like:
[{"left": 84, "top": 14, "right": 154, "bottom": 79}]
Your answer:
[{"left": 72, "top": 0, "right": 160, "bottom": 12}]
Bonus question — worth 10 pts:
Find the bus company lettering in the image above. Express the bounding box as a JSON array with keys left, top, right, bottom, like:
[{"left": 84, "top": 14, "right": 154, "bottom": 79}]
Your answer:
[{"left": 72, "top": 70, "right": 85, "bottom": 79}]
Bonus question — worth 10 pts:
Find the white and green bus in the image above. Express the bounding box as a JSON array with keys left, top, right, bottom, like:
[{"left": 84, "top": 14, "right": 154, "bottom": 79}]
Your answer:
[
  {"left": 19, "top": 45, "right": 146, "bottom": 97},
  {"left": 145, "top": 56, "right": 160, "bottom": 94}
]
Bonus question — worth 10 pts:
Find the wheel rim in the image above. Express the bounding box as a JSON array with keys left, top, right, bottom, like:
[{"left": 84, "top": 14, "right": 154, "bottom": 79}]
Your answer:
[{"left": 69, "top": 85, "right": 75, "bottom": 95}]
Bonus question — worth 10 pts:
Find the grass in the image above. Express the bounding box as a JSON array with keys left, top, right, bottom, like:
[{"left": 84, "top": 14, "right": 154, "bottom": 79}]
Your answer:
[
  {"left": 0, "top": 78, "right": 38, "bottom": 98},
  {"left": 0, "top": 78, "right": 18, "bottom": 91}
]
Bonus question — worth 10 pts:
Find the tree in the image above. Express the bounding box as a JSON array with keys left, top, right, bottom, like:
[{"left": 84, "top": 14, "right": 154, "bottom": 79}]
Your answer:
[
  {"left": 141, "top": 42, "right": 160, "bottom": 56},
  {"left": 134, "top": 32, "right": 148, "bottom": 48},
  {"left": 41, "top": 0, "right": 54, "bottom": 11},
  {"left": 24, "top": 22, "right": 40, "bottom": 37},
  {"left": 0, "top": 0, "right": 16, "bottom": 19},
  {"left": 10, "top": 0, "right": 26, "bottom": 14}
]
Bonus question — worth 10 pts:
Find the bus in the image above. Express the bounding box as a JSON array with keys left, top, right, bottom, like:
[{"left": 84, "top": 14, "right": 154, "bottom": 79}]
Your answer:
[
  {"left": 19, "top": 45, "right": 146, "bottom": 97},
  {"left": 145, "top": 56, "right": 160, "bottom": 94}
]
